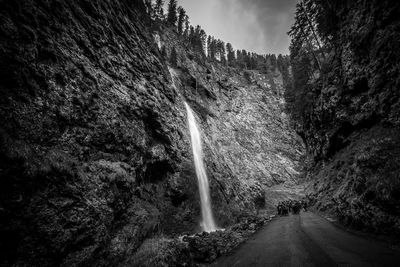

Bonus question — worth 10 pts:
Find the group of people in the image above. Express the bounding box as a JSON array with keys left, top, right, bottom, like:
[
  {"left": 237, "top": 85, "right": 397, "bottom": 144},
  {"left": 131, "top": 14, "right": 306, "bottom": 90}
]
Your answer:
[{"left": 276, "top": 199, "right": 307, "bottom": 216}]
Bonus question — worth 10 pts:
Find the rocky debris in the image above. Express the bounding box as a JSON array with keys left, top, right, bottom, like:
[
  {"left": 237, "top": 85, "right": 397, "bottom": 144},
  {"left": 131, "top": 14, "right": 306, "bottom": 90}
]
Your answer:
[
  {"left": 130, "top": 215, "right": 274, "bottom": 267},
  {"left": 184, "top": 216, "right": 272, "bottom": 264},
  {"left": 126, "top": 237, "right": 192, "bottom": 267}
]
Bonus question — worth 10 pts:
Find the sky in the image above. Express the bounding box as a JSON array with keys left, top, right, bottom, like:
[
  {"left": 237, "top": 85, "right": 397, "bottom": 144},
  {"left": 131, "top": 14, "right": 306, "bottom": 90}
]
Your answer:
[{"left": 179, "top": 0, "right": 298, "bottom": 55}]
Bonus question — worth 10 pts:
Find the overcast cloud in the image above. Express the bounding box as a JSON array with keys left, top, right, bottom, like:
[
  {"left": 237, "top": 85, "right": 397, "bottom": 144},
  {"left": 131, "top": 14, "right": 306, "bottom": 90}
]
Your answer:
[{"left": 180, "top": 0, "right": 298, "bottom": 55}]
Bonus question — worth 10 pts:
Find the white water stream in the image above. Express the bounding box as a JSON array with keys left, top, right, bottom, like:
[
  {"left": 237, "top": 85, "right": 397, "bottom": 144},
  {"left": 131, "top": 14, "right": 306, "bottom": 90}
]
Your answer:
[{"left": 184, "top": 102, "right": 217, "bottom": 232}]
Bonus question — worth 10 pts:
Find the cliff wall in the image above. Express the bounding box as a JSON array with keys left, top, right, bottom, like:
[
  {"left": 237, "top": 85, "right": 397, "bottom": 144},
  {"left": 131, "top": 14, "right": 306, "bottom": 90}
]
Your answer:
[
  {"left": 293, "top": 0, "right": 400, "bottom": 234},
  {"left": 0, "top": 1, "right": 304, "bottom": 265}
]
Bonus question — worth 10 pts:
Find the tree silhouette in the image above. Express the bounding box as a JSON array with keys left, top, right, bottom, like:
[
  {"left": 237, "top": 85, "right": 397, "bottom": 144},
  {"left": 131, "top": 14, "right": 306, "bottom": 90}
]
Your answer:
[
  {"left": 144, "top": 0, "right": 153, "bottom": 17},
  {"left": 207, "top": 36, "right": 212, "bottom": 58},
  {"left": 183, "top": 15, "right": 190, "bottom": 37},
  {"left": 177, "top": 6, "right": 186, "bottom": 35},
  {"left": 167, "top": 0, "right": 178, "bottom": 26},
  {"left": 226, "top": 43, "right": 235, "bottom": 65},
  {"left": 154, "top": 0, "right": 164, "bottom": 19},
  {"left": 161, "top": 45, "right": 167, "bottom": 58},
  {"left": 170, "top": 47, "right": 178, "bottom": 66}
]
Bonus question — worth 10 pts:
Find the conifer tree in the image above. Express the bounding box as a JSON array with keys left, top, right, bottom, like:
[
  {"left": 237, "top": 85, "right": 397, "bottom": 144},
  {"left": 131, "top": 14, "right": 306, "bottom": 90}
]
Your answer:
[
  {"left": 177, "top": 6, "right": 186, "bottom": 35},
  {"left": 289, "top": 0, "right": 324, "bottom": 71},
  {"left": 190, "top": 25, "right": 206, "bottom": 55},
  {"left": 270, "top": 54, "right": 277, "bottom": 71},
  {"left": 167, "top": 0, "right": 178, "bottom": 26},
  {"left": 226, "top": 43, "right": 235, "bottom": 65},
  {"left": 189, "top": 25, "right": 195, "bottom": 43},
  {"left": 144, "top": 0, "right": 153, "bottom": 17},
  {"left": 183, "top": 15, "right": 190, "bottom": 37},
  {"left": 217, "top": 40, "right": 225, "bottom": 61},
  {"left": 210, "top": 38, "right": 217, "bottom": 59},
  {"left": 207, "top": 36, "right": 212, "bottom": 58},
  {"left": 133, "top": 0, "right": 147, "bottom": 13},
  {"left": 236, "top": 50, "right": 242, "bottom": 65},
  {"left": 161, "top": 45, "right": 167, "bottom": 58},
  {"left": 198, "top": 28, "right": 207, "bottom": 55},
  {"left": 155, "top": 0, "right": 164, "bottom": 19},
  {"left": 170, "top": 47, "right": 178, "bottom": 66}
]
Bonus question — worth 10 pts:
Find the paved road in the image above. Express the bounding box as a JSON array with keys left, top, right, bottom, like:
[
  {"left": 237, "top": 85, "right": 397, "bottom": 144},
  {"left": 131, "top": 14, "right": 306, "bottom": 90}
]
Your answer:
[{"left": 212, "top": 212, "right": 400, "bottom": 267}]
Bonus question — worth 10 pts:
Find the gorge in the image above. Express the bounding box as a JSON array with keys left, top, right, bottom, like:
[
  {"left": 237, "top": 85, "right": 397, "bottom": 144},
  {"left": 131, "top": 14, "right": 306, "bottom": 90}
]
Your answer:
[{"left": 0, "top": 0, "right": 399, "bottom": 266}]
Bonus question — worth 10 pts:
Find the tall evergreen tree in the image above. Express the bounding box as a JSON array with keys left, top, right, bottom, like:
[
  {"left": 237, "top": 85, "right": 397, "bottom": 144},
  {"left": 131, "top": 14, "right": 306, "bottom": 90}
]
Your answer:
[
  {"left": 144, "top": 0, "right": 153, "bottom": 17},
  {"left": 190, "top": 25, "right": 206, "bottom": 55},
  {"left": 167, "top": 0, "right": 178, "bottom": 26},
  {"left": 217, "top": 40, "right": 226, "bottom": 61},
  {"left": 161, "top": 45, "right": 167, "bottom": 58},
  {"left": 226, "top": 43, "right": 235, "bottom": 65},
  {"left": 286, "top": 0, "right": 328, "bottom": 123},
  {"left": 177, "top": 6, "right": 186, "bottom": 35},
  {"left": 188, "top": 25, "right": 195, "bottom": 43},
  {"left": 170, "top": 47, "right": 178, "bottom": 66},
  {"left": 236, "top": 50, "right": 242, "bottom": 66},
  {"left": 132, "top": 0, "right": 146, "bottom": 13},
  {"left": 183, "top": 15, "right": 190, "bottom": 37},
  {"left": 198, "top": 28, "right": 207, "bottom": 55},
  {"left": 154, "top": 0, "right": 164, "bottom": 19},
  {"left": 270, "top": 54, "right": 277, "bottom": 71},
  {"left": 207, "top": 36, "right": 212, "bottom": 58},
  {"left": 210, "top": 38, "right": 217, "bottom": 59},
  {"left": 289, "top": 0, "right": 325, "bottom": 71}
]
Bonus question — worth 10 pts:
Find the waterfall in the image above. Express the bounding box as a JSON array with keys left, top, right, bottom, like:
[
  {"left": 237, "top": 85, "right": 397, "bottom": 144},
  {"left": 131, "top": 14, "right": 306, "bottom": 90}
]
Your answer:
[{"left": 184, "top": 102, "right": 217, "bottom": 232}]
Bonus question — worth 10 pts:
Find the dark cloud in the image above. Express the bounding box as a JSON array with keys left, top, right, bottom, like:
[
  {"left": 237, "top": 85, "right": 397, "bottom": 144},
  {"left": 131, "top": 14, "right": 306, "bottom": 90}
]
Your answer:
[
  {"left": 180, "top": 0, "right": 298, "bottom": 54},
  {"left": 237, "top": 0, "right": 298, "bottom": 54},
  {"left": 245, "top": 0, "right": 298, "bottom": 12}
]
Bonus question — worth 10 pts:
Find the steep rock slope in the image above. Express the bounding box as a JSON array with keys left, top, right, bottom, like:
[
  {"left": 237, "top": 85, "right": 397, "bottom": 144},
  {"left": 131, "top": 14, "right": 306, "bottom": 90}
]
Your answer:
[
  {"left": 169, "top": 61, "right": 305, "bottom": 222},
  {"left": 0, "top": 1, "right": 188, "bottom": 265},
  {"left": 0, "top": 1, "right": 304, "bottom": 266},
  {"left": 295, "top": 1, "right": 400, "bottom": 234}
]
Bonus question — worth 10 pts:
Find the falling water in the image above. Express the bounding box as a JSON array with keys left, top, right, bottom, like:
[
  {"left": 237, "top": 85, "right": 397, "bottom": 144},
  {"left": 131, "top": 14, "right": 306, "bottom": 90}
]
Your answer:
[{"left": 184, "top": 102, "right": 217, "bottom": 232}]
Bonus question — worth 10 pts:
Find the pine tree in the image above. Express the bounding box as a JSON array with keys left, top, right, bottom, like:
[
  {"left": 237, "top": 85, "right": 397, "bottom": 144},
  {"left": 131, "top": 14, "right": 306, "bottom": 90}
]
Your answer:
[
  {"left": 132, "top": 0, "right": 146, "bottom": 13},
  {"left": 170, "top": 47, "right": 178, "bottom": 66},
  {"left": 183, "top": 15, "right": 190, "bottom": 37},
  {"left": 210, "top": 38, "right": 217, "bottom": 59},
  {"left": 289, "top": 0, "right": 324, "bottom": 71},
  {"left": 286, "top": 0, "right": 327, "bottom": 124},
  {"left": 236, "top": 50, "right": 242, "bottom": 66},
  {"left": 144, "top": 0, "right": 153, "bottom": 17},
  {"left": 167, "top": 0, "right": 178, "bottom": 26},
  {"left": 207, "top": 36, "right": 212, "bottom": 58},
  {"left": 188, "top": 25, "right": 195, "bottom": 44},
  {"left": 226, "top": 43, "right": 235, "bottom": 65},
  {"left": 177, "top": 6, "right": 186, "bottom": 35},
  {"left": 217, "top": 40, "right": 225, "bottom": 61},
  {"left": 191, "top": 25, "right": 206, "bottom": 55},
  {"left": 199, "top": 29, "right": 207, "bottom": 55},
  {"left": 161, "top": 45, "right": 167, "bottom": 58},
  {"left": 250, "top": 53, "right": 257, "bottom": 69},
  {"left": 270, "top": 54, "right": 277, "bottom": 71},
  {"left": 155, "top": 0, "right": 164, "bottom": 19}
]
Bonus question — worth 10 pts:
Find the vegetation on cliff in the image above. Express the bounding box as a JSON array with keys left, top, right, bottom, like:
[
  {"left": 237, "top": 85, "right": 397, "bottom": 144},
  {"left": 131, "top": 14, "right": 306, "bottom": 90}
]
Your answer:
[
  {"left": 146, "top": 0, "right": 291, "bottom": 74},
  {"left": 285, "top": 0, "right": 400, "bottom": 235},
  {"left": 0, "top": 0, "right": 303, "bottom": 266}
]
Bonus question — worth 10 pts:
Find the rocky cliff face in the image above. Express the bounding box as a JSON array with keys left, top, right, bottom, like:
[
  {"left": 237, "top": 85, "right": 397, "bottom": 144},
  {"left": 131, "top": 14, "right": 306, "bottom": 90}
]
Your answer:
[
  {"left": 0, "top": 1, "right": 303, "bottom": 266},
  {"left": 296, "top": 0, "right": 400, "bottom": 235}
]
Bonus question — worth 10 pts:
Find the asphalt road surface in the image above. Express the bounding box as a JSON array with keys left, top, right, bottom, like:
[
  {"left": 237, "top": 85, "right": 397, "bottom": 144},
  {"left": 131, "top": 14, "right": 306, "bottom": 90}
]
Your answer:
[{"left": 212, "top": 212, "right": 400, "bottom": 267}]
